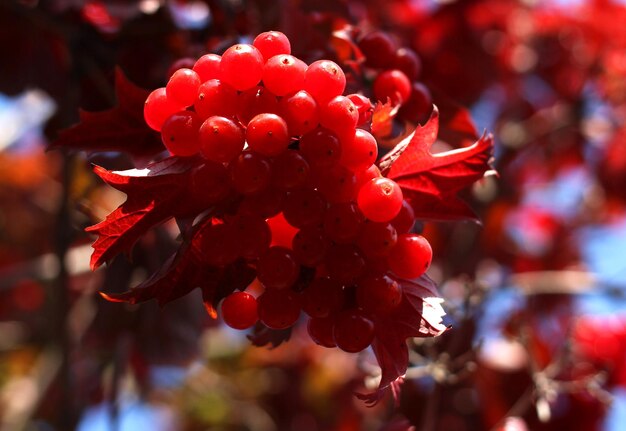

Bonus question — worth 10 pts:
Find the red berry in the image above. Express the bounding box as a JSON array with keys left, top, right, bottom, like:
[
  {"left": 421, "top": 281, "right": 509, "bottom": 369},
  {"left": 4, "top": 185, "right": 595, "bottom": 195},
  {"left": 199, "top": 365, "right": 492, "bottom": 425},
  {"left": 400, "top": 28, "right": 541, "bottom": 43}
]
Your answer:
[
  {"left": 253, "top": 31, "right": 291, "bottom": 61},
  {"left": 299, "top": 127, "right": 341, "bottom": 168},
  {"left": 238, "top": 188, "right": 284, "bottom": 219},
  {"left": 271, "top": 150, "right": 310, "bottom": 191},
  {"left": 229, "top": 214, "right": 272, "bottom": 259},
  {"left": 257, "top": 246, "right": 300, "bottom": 289},
  {"left": 340, "top": 129, "right": 378, "bottom": 172},
  {"left": 355, "top": 164, "right": 382, "bottom": 189},
  {"left": 292, "top": 226, "right": 328, "bottom": 266},
  {"left": 246, "top": 113, "right": 290, "bottom": 156},
  {"left": 303, "top": 60, "right": 346, "bottom": 104},
  {"left": 279, "top": 90, "right": 319, "bottom": 136},
  {"left": 189, "top": 161, "right": 232, "bottom": 205},
  {"left": 357, "top": 221, "right": 398, "bottom": 258},
  {"left": 194, "top": 79, "right": 238, "bottom": 119},
  {"left": 358, "top": 31, "right": 397, "bottom": 69},
  {"left": 257, "top": 289, "right": 302, "bottom": 330},
  {"left": 144, "top": 87, "right": 185, "bottom": 132},
  {"left": 236, "top": 86, "right": 279, "bottom": 124},
  {"left": 373, "top": 69, "right": 412, "bottom": 105},
  {"left": 230, "top": 151, "right": 272, "bottom": 194},
  {"left": 393, "top": 47, "right": 421, "bottom": 80},
  {"left": 322, "top": 202, "right": 364, "bottom": 244},
  {"left": 166, "top": 68, "right": 202, "bottom": 107},
  {"left": 333, "top": 309, "right": 374, "bottom": 353},
  {"left": 325, "top": 244, "right": 366, "bottom": 284},
  {"left": 262, "top": 54, "right": 307, "bottom": 97},
  {"left": 398, "top": 82, "right": 433, "bottom": 124},
  {"left": 390, "top": 200, "right": 415, "bottom": 234},
  {"left": 388, "top": 234, "right": 432, "bottom": 279},
  {"left": 356, "top": 274, "right": 402, "bottom": 315},
  {"left": 318, "top": 95, "right": 359, "bottom": 139},
  {"left": 193, "top": 53, "right": 221, "bottom": 82},
  {"left": 221, "top": 292, "right": 258, "bottom": 330},
  {"left": 307, "top": 317, "right": 336, "bottom": 348},
  {"left": 198, "top": 116, "right": 245, "bottom": 163},
  {"left": 346, "top": 93, "right": 373, "bottom": 125},
  {"left": 160, "top": 111, "right": 201, "bottom": 156},
  {"left": 357, "top": 177, "right": 403, "bottom": 222},
  {"left": 316, "top": 165, "right": 359, "bottom": 204},
  {"left": 220, "top": 44, "right": 264, "bottom": 91},
  {"left": 282, "top": 188, "right": 327, "bottom": 228},
  {"left": 302, "top": 277, "right": 345, "bottom": 318}
]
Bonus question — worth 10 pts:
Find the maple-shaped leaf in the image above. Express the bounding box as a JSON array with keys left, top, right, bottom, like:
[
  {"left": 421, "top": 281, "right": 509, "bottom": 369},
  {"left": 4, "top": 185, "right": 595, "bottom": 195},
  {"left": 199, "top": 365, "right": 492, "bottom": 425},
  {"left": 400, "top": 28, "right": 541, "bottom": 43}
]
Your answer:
[
  {"left": 357, "top": 275, "right": 448, "bottom": 405},
  {"left": 379, "top": 107, "right": 494, "bottom": 222},
  {"left": 86, "top": 156, "right": 229, "bottom": 270},
  {"left": 50, "top": 68, "right": 164, "bottom": 157}
]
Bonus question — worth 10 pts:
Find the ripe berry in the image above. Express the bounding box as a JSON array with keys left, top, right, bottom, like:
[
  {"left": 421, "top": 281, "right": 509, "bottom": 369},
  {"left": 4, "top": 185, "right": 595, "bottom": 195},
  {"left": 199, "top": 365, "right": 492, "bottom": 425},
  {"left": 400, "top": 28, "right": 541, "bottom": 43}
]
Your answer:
[
  {"left": 316, "top": 165, "right": 359, "bottom": 204},
  {"left": 262, "top": 54, "right": 307, "bottom": 97},
  {"left": 193, "top": 53, "right": 221, "bottom": 82},
  {"left": 194, "top": 79, "right": 238, "bottom": 119},
  {"left": 318, "top": 95, "right": 359, "bottom": 139},
  {"left": 357, "top": 177, "right": 404, "bottom": 222},
  {"left": 257, "top": 246, "right": 300, "bottom": 289},
  {"left": 299, "top": 127, "right": 341, "bottom": 168},
  {"left": 398, "top": 82, "right": 433, "bottom": 124},
  {"left": 302, "top": 277, "right": 345, "bottom": 318},
  {"left": 358, "top": 31, "right": 397, "bottom": 69},
  {"left": 340, "top": 129, "right": 378, "bottom": 172},
  {"left": 346, "top": 93, "right": 373, "bottom": 125},
  {"left": 393, "top": 47, "right": 422, "bottom": 80},
  {"left": 238, "top": 188, "right": 284, "bottom": 219},
  {"left": 356, "top": 274, "right": 402, "bottom": 315},
  {"left": 271, "top": 150, "right": 310, "bottom": 191},
  {"left": 253, "top": 31, "right": 291, "bottom": 61},
  {"left": 189, "top": 161, "right": 232, "bottom": 205},
  {"left": 325, "top": 244, "right": 366, "bottom": 284},
  {"left": 246, "top": 113, "right": 290, "bottom": 156},
  {"left": 390, "top": 200, "right": 416, "bottom": 234},
  {"left": 388, "top": 234, "right": 432, "bottom": 279},
  {"left": 373, "top": 69, "right": 412, "bottom": 105},
  {"left": 291, "top": 226, "right": 328, "bottom": 266},
  {"left": 230, "top": 151, "right": 272, "bottom": 194},
  {"left": 160, "top": 111, "right": 201, "bottom": 157},
  {"left": 303, "top": 60, "right": 346, "bottom": 104},
  {"left": 166, "top": 68, "right": 202, "bottom": 107},
  {"left": 282, "top": 188, "right": 326, "bottom": 228},
  {"left": 279, "top": 90, "right": 319, "bottom": 136},
  {"left": 236, "top": 86, "right": 279, "bottom": 124},
  {"left": 357, "top": 221, "right": 398, "bottom": 258},
  {"left": 230, "top": 214, "right": 271, "bottom": 259},
  {"left": 307, "top": 317, "right": 336, "bottom": 348},
  {"left": 220, "top": 44, "right": 264, "bottom": 91},
  {"left": 144, "top": 87, "right": 185, "bottom": 132},
  {"left": 258, "top": 288, "right": 302, "bottom": 330},
  {"left": 323, "top": 203, "right": 364, "bottom": 244},
  {"left": 221, "top": 292, "right": 258, "bottom": 329},
  {"left": 333, "top": 309, "right": 374, "bottom": 353},
  {"left": 198, "top": 116, "right": 245, "bottom": 163}
]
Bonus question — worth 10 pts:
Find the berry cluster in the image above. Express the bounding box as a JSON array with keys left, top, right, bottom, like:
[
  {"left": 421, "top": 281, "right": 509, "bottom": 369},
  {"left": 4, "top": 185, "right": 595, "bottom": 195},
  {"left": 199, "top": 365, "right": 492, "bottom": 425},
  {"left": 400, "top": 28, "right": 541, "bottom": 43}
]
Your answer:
[
  {"left": 357, "top": 30, "right": 433, "bottom": 123},
  {"left": 143, "top": 31, "right": 433, "bottom": 353}
]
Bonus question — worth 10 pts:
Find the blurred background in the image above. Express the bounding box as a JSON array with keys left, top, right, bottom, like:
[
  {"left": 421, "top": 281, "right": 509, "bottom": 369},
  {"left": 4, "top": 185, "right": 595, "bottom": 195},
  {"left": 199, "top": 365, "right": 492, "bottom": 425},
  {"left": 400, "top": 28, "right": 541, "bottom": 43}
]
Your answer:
[{"left": 1, "top": 0, "right": 626, "bottom": 430}]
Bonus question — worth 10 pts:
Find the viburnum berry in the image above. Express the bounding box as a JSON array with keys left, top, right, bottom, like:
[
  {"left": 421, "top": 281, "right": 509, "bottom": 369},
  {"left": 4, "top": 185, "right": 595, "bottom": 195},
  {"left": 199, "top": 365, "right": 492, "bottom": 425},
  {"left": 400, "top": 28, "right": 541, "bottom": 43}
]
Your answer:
[
  {"left": 303, "top": 60, "right": 346, "bottom": 104},
  {"left": 282, "top": 188, "right": 327, "bottom": 228},
  {"left": 322, "top": 202, "right": 365, "bottom": 244},
  {"left": 373, "top": 69, "right": 412, "bottom": 105},
  {"left": 257, "top": 246, "right": 300, "bottom": 289},
  {"left": 355, "top": 164, "right": 382, "bottom": 189},
  {"left": 220, "top": 44, "right": 264, "bottom": 91},
  {"left": 236, "top": 86, "right": 280, "bottom": 124},
  {"left": 302, "top": 277, "right": 345, "bottom": 318},
  {"left": 357, "top": 221, "right": 398, "bottom": 258},
  {"left": 333, "top": 309, "right": 375, "bottom": 353},
  {"left": 229, "top": 214, "right": 272, "bottom": 259},
  {"left": 160, "top": 111, "right": 201, "bottom": 157},
  {"left": 388, "top": 233, "right": 433, "bottom": 279},
  {"left": 194, "top": 79, "right": 238, "bottom": 119},
  {"left": 358, "top": 30, "right": 397, "bottom": 69},
  {"left": 144, "top": 87, "right": 185, "bottom": 132},
  {"left": 166, "top": 68, "right": 201, "bottom": 107},
  {"left": 253, "top": 31, "right": 291, "bottom": 60},
  {"left": 307, "top": 317, "right": 336, "bottom": 348},
  {"left": 262, "top": 54, "right": 307, "bottom": 97},
  {"left": 357, "top": 177, "right": 404, "bottom": 222},
  {"left": 299, "top": 127, "right": 341, "bottom": 168},
  {"left": 316, "top": 165, "right": 359, "bottom": 204},
  {"left": 398, "top": 82, "right": 433, "bottom": 123},
  {"left": 346, "top": 93, "right": 373, "bottom": 126},
  {"left": 271, "top": 150, "right": 310, "bottom": 191},
  {"left": 188, "top": 161, "right": 232, "bottom": 205},
  {"left": 325, "top": 243, "right": 366, "bottom": 284},
  {"left": 221, "top": 292, "right": 258, "bottom": 330},
  {"left": 238, "top": 188, "right": 284, "bottom": 219},
  {"left": 278, "top": 90, "right": 319, "bottom": 136},
  {"left": 393, "top": 47, "right": 422, "bottom": 80},
  {"left": 198, "top": 116, "right": 245, "bottom": 163},
  {"left": 356, "top": 273, "right": 402, "bottom": 315},
  {"left": 230, "top": 150, "right": 272, "bottom": 195},
  {"left": 246, "top": 113, "right": 290, "bottom": 156},
  {"left": 318, "top": 95, "right": 359, "bottom": 139},
  {"left": 257, "top": 288, "right": 302, "bottom": 330},
  {"left": 193, "top": 53, "right": 221, "bottom": 82},
  {"left": 291, "top": 226, "right": 328, "bottom": 266},
  {"left": 340, "top": 129, "right": 378, "bottom": 172},
  {"left": 390, "top": 200, "right": 416, "bottom": 234}
]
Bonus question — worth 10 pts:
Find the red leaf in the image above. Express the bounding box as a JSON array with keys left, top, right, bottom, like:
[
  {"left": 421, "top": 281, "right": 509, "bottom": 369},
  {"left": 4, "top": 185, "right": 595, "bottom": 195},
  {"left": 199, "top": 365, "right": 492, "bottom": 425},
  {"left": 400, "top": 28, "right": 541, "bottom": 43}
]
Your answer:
[
  {"left": 50, "top": 68, "right": 164, "bottom": 157},
  {"left": 357, "top": 275, "right": 447, "bottom": 405},
  {"left": 86, "top": 156, "right": 215, "bottom": 270},
  {"left": 380, "top": 107, "right": 494, "bottom": 222}
]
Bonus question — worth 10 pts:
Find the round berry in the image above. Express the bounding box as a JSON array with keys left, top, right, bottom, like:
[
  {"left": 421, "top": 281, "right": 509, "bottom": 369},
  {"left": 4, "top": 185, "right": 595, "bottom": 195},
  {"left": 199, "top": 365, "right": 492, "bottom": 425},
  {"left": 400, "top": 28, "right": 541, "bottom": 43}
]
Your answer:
[
  {"left": 358, "top": 31, "right": 397, "bottom": 69},
  {"left": 279, "top": 90, "right": 319, "bottom": 136},
  {"left": 262, "top": 54, "right": 307, "bottom": 97},
  {"left": 373, "top": 69, "right": 412, "bottom": 105},
  {"left": 258, "top": 289, "right": 302, "bottom": 330},
  {"left": 323, "top": 203, "right": 365, "bottom": 244},
  {"left": 325, "top": 244, "right": 366, "bottom": 284},
  {"left": 193, "top": 53, "right": 221, "bottom": 82},
  {"left": 194, "top": 79, "right": 238, "bottom": 119},
  {"left": 257, "top": 246, "right": 300, "bottom": 289},
  {"left": 340, "top": 129, "right": 378, "bottom": 172},
  {"left": 253, "top": 31, "right": 291, "bottom": 61},
  {"left": 302, "top": 277, "right": 345, "bottom": 318},
  {"left": 356, "top": 274, "right": 402, "bottom": 315},
  {"left": 282, "top": 188, "right": 327, "bottom": 228},
  {"left": 307, "top": 317, "right": 336, "bottom": 348},
  {"left": 390, "top": 200, "right": 415, "bottom": 234},
  {"left": 160, "top": 111, "right": 201, "bottom": 156},
  {"left": 230, "top": 214, "right": 271, "bottom": 259},
  {"left": 221, "top": 292, "right": 258, "bottom": 330},
  {"left": 198, "top": 116, "right": 245, "bottom": 163},
  {"left": 144, "top": 87, "right": 185, "bottom": 132},
  {"left": 300, "top": 127, "right": 341, "bottom": 168},
  {"left": 398, "top": 82, "right": 433, "bottom": 124},
  {"left": 236, "top": 86, "right": 279, "bottom": 124},
  {"left": 291, "top": 226, "right": 328, "bottom": 266},
  {"left": 230, "top": 151, "right": 272, "bottom": 194},
  {"left": 166, "top": 68, "right": 202, "bottom": 107},
  {"left": 316, "top": 165, "right": 359, "bottom": 204},
  {"left": 357, "top": 177, "right": 404, "bottom": 222},
  {"left": 393, "top": 47, "right": 422, "bottom": 80},
  {"left": 388, "top": 234, "right": 432, "bottom": 279},
  {"left": 346, "top": 93, "right": 373, "bottom": 125},
  {"left": 357, "top": 222, "right": 398, "bottom": 258},
  {"left": 271, "top": 150, "right": 310, "bottom": 191},
  {"left": 318, "top": 95, "right": 359, "bottom": 139},
  {"left": 220, "top": 44, "right": 264, "bottom": 91},
  {"left": 303, "top": 60, "right": 346, "bottom": 104},
  {"left": 246, "top": 113, "right": 290, "bottom": 156},
  {"left": 333, "top": 309, "right": 374, "bottom": 353}
]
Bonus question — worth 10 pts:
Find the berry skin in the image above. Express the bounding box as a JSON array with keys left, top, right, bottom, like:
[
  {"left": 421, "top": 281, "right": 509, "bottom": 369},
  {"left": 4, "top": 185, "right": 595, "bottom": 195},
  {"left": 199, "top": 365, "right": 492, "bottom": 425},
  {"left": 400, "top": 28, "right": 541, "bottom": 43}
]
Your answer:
[
  {"left": 253, "top": 31, "right": 291, "bottom": 61},
  {"left": 373, "top": 69, "right": 412, "bottom": 105},
  {"left": 291, "top": 226, "right": 328, "bottom": 266},
  {"left": 236, "top": 86, "right": 279, "bottom": 124},
  {"left": 258, "top": 289, "right": 302, "bottom": 330},
  {"left": 357, "top": 222, "right": 398, "bottom": 258},
  {"left": 229, "top": 214, "right": 271, "bottom": 259},
  {"left": 220, "top": 44, "right": 264, "bottom": 91},
  {"left": 390, "top": 200, "right": 416, "bottom": 234},
  {"left": 300, "top": 127, "right": 341, "bottom": 168},
  {"left": 144, "top": 87, "right": 185, "bottom": 132},
  {"left": 230, "top": 151, "right": 272, "bottom": 195},
  {"left": 307, "top": 317, "right": 336, "bottom": 348},
  {"left": 160, "top": 111, "right": 201, "bottom": 157},
  {"left": 388, "top": 234, "right": 432, "bottom": 279},
  {"left": 358, "top": 31, "right": 397, "bottom": 69},
  {"left": 246, "top": 113, "right": 290, "bottom": 156},
  {"left": 340, "top": 129, "right": 378, "bottom": 172},
  {"left": 302, "top": 277, "right": 345, "bottom": 318},
  {"left": 238, "top": 188, "right": 284, "bottom": 219},
  {"left": 325, "top": 244, "right": 366, "bottom": 284},
  {"left": 271, "top": 150, "right": 310, "bottom": 191},
  {"left": 393, "top": 48, "right": 422, "bottom": 80},
  {"left": 257, "top": 246, "right": 300, "bottom": 289},
  {"left": 357, "top": 177, "right": 404, "bottom": 222},
  {"left": 322, "top": 203, "right": 365, "bottom": 244},
  {"left": 333, "top": 309, "right": 375, "bottom": 353},
  {"left": 279, "top": 90, "right": 319, "bottom": 136},
  {"left": 316, "top": 165, "right": 359, "bottom": 204},
  {"left": 262, "top": 54, "right": 307, "bottom": 97},
  {"left": 318, "top": 95, "right": 359, "bottom": 139},
  {"left": 198, "top": 116, "right": 245, "bottom": 163},
  {"left": 166, "top": 68, "right": 202, "bottom": 107},
  {"left": 356, "top": 274, "right": 402, "bottom": 315},
  {"left": 193, "top": 53, "right": 221, "bottom": 82},
  {"left": 221, "top": 292, "right": 258, "bottom": 330},
  {"left": 303, "top": 60, "right": 346, "bottom": 104},
  {"left": 282, "top": 188, "right": 327, "bottom": 228},
  {"left": 194, "top": 79, "right": 238, "bottom": 119},
  {"left": 346, "top": 93, "right": 373, "bottom": 125},
  {"left": 398, "top": 82, "right": 433, "bottom": 124}
]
